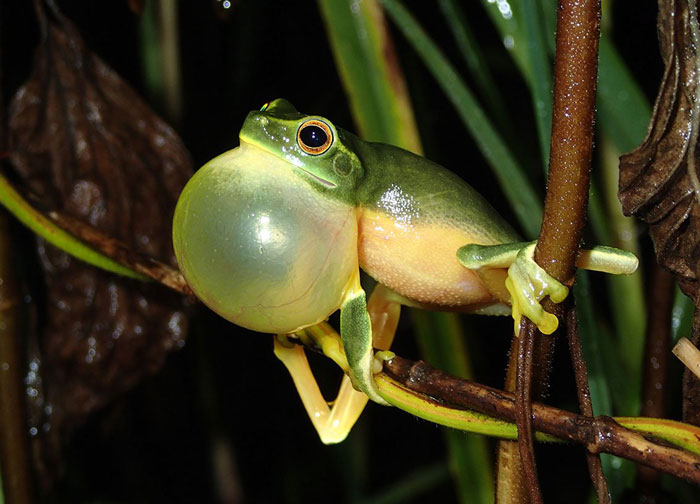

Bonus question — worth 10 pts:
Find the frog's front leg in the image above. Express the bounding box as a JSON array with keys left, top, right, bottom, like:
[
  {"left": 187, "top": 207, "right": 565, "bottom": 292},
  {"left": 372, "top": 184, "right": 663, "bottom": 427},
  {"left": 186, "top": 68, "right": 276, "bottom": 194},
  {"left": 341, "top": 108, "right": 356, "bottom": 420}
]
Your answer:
[{"left": 458, "top": 241, "right": 638, "bottom": 334}]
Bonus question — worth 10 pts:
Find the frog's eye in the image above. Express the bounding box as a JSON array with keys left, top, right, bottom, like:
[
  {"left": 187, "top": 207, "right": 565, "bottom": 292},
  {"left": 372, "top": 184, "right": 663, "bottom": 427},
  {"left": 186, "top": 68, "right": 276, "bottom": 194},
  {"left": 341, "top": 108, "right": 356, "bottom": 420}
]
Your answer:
[{"left": 297, "top": 120, "right": 333, "bottom": 155}]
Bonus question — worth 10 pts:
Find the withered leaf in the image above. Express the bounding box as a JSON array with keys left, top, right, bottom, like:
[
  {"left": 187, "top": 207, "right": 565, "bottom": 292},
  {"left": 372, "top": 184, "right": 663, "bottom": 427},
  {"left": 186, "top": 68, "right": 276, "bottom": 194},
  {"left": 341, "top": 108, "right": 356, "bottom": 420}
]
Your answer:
[
  {"left": 7, "top": 0, "right": 192, "bottom": 465},
  {"left": 619, "top": 0, "right": 700, "bottom": 426},
  {"left": 619, "top": 0, "right": 700, "bottom": 303}
]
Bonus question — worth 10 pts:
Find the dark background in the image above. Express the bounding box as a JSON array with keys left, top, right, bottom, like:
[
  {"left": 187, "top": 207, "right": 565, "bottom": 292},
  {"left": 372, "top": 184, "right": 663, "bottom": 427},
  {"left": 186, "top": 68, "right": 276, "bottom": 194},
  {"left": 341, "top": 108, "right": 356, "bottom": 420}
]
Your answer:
[{"left": 0, "top": 1, "right": 663, "bottom": 502}]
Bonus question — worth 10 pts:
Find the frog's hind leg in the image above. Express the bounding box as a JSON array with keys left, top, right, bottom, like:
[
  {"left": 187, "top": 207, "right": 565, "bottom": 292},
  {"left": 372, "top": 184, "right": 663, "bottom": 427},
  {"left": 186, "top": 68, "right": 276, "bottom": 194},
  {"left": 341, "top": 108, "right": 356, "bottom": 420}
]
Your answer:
[
  {"left": 274, "top": 335, "right": 368, "bottom": 444},
  {"left": 273, "top": 283, "right": 401, "bottom": 444},
  {"left": 367, "top": 283, "right": 401, "bottom": 352}
]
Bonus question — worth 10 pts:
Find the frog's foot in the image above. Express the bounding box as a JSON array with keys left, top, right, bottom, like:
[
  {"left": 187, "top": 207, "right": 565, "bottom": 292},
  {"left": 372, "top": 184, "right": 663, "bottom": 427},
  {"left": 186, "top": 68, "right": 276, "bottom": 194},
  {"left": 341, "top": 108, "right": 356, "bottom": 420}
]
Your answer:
[
  {"left": 458, "top": 241, "right": 639, "bottom": 335},
  {"left": 459, "top": 241, "right": 568, "bottom": 335},
  {"left": 273, "top": 333, "right": 368, "bottom": 444},
  {"left": 504, "top": 242, "right": 568, "bottom": 334}
]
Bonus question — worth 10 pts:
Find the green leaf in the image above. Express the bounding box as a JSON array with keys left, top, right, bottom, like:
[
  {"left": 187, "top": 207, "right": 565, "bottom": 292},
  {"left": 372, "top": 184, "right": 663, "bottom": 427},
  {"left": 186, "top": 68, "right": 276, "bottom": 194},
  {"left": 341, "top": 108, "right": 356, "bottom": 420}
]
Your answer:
[
  {"left": 317, "top": 0, "right": 421, "bottom": 153},
  {"left": 575, "top": 272, "right": 635, "bottom": 499},
  {"left": 521, "top": 0, "right": 553, "bottom": 170},
  {"left": 597, "top": 36, "right": 652, "bottom": 153},
  {"left": 413, "top": 311, "right": 494, "bottom": 504},
  {"left": 437, "top": 0, "right": 509, "bottom": 125}
]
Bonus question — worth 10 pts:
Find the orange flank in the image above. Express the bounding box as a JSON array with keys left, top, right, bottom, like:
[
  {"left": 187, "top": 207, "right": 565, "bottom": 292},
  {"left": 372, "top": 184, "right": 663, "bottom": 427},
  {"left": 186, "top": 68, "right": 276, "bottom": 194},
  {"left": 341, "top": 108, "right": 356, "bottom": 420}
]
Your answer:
[{"left": 358, "top": 209, "right": 510, "bottom": 310}]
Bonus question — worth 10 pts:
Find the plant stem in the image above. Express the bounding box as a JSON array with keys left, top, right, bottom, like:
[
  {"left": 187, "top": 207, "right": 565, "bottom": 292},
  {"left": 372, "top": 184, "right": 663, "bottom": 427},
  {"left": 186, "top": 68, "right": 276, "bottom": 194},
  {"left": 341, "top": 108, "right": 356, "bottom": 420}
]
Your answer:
[
  {"left": 635, "top": 264, "right": 674, "bottom": 497},
  {"left": 0, "top": 212, "right": 32, "bottom": 504},
  {"left": 0, "top": 9, "right": 32, "bottom": 499},
  {"left": 508, "top": 0, "right": 604, "bottom": 500},
  {"left": 514, "top": 321, "right": 541, "bottom": 504},
  {"left": 566, "top": 305, "right": 611, "bottom": 503},
  {"left": 536, "top": 0, "right": 600, "bottom": 277},
  {"left": 380, "top": 356, "right": 700, "bottom": 484}
]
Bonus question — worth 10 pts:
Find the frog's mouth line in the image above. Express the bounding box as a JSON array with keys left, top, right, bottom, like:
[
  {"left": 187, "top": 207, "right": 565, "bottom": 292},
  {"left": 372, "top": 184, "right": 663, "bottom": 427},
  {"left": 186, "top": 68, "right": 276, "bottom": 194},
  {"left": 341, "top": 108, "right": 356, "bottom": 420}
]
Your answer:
[
  {"left": 297, "top": 166, "right": 337, "bottom": 188},
  {"left": 239, "top": 138, "right": 337, "bottom": 188}
]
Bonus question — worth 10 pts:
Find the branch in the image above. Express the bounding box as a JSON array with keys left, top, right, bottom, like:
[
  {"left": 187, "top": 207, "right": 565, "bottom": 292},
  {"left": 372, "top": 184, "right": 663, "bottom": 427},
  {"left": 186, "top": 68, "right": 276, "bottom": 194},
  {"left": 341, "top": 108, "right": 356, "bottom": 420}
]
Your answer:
[
  {"left": 509, "top": 0, "right": 604, "bottom": 500},
  {"left": 48, "top": 210, "right": 190, "bottom": 295},
  {"left": 0, "top": 171, "right": 190, "bottom": 296},
  {"left": 379, "top": 355, "right": 700, "bottom": 484}
]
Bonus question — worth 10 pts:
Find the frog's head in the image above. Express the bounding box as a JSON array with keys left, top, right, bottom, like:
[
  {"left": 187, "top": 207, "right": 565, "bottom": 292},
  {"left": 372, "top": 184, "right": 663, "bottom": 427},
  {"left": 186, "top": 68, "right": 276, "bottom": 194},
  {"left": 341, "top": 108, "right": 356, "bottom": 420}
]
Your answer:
[
  {"left": 239, "top": 99, "right": 363, "bottom": 201},
  {"left": 172, "top": 99, "right": 360, "bottom": 335}
]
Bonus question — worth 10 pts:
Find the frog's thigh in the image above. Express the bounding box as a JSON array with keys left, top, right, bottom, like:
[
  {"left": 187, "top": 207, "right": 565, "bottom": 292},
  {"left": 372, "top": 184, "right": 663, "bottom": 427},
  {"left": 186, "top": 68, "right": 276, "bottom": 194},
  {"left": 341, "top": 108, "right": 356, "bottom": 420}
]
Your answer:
[
  {"left": 473, "top": 268, "right": 511, "bottom": 305},
  {"left": 273, "top": 336, "right": 368, "bottom": 444},
  {"left": 367, "top": 283, "right": 401, "bottom": 351}
]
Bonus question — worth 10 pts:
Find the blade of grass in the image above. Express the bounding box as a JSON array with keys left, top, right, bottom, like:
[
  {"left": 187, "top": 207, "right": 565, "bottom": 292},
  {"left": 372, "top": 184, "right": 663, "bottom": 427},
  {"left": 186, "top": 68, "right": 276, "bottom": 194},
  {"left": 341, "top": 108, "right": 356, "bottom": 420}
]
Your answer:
[
  {"left": 600, "top": 136, "right": 645, "bottom": 412},
  {"left": 317, "top": 0, "right": 421, "bottom": 152},
  {"left": 537, "top": 0, "right": 557, "bottom": 54},
  {"left": 357, "top": 463, "right": 450, "bottom": 504},
  {"left": 480, "top": 0, "right": 530, "bottom": 82},
  {"left": 575, "top": 272, "right": 635, "bottom": 501},
  {"left": 139, "top": 0, "right": 183, "bottom": 125},
  {"left": 413, "top": 311, "right": 494, "bottom": 504},
  {"left": 597, "top": 36, "right": 651, "bottom": 153},
  {"left": 672, "top": 287, "right": 695, "bottom": 345},
  {"left": 380, "top": 0, "right": 542, "bottom": 238},
  {"left": 521, "top": 0, "right": 552, "bottom": 170},
  {"left": 437, "top": 0, "right": 509, "bottom": 125},
  {"left": 480, "top": 2, "right": 651, "bottom": 236}
]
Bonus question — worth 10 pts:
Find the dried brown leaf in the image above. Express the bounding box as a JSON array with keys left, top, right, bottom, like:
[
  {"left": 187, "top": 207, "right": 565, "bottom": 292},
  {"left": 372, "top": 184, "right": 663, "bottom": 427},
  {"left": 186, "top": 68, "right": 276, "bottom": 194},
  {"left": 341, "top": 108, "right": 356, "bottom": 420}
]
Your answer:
[
  {"left": 619, "top": 0, "right": 700, "bottom": 303},
  {"left": 619, "top": 0, "right": 700, "bottom": 426},
  {"left": 6, "top": 0, "right": 192, "bottom": 475}
]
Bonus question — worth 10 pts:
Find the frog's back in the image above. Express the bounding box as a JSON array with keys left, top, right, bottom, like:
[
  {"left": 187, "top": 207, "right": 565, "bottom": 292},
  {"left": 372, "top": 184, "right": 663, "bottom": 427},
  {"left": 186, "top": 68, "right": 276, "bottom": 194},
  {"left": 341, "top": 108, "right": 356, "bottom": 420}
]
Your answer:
[{"left": 352, "top": 139, "right": 518, "bottom": 309}]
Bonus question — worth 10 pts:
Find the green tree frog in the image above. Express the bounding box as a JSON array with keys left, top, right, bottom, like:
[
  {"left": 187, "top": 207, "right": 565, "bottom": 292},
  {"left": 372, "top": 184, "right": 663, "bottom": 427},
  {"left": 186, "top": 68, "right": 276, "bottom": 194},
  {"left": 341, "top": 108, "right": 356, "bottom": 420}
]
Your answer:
[{"left": 172, "top": 99, "right": 637, "bottom": 444}]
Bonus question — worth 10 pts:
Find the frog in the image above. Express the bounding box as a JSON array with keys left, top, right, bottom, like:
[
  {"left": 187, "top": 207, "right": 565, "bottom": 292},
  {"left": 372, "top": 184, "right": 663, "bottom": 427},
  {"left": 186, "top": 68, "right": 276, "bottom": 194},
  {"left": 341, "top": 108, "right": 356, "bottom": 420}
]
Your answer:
[{"left": 171, "top": 99, "right": 638, "bottom": 444}]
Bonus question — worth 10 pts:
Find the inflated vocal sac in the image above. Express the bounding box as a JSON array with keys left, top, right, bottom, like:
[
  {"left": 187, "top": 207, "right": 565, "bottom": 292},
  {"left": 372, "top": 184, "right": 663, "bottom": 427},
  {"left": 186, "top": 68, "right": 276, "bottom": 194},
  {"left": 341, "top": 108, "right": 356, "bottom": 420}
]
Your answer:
[{"left": 173, "top": 142, "right": 358, "bottom": 334}]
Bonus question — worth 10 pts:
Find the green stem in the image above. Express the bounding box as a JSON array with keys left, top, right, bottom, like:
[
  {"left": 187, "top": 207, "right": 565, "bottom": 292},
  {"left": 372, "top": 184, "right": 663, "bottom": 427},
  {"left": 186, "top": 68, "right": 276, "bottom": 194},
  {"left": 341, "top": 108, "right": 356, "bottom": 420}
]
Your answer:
[{"left": 0, "top": 173, "right": 146, "bottom": 280}]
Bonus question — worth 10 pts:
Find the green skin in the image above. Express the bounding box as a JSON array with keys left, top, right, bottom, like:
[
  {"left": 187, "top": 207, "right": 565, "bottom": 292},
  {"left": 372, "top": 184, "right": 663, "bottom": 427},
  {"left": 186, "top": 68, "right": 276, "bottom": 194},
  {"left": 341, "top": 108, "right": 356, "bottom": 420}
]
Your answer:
[
  {"left": 173, "top": 98, "right": 638, "bottom": 412},
  {"left": 242, "top": 99, "right": 517, "bottom": 245}
]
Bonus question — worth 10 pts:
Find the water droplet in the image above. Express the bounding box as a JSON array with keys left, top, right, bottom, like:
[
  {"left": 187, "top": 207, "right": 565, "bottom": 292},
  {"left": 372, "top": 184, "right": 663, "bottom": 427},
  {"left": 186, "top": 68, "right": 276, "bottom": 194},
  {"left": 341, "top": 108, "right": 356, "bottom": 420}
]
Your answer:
[{"left": 504, "top": 35, "right": 515, "bottom": 50}]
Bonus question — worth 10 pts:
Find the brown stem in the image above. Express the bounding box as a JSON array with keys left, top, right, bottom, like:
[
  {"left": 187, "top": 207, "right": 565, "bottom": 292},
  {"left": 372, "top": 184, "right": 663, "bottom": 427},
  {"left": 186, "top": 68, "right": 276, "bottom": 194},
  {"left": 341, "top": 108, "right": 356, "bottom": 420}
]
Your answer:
[
  {"left": 633, "top": 265, "right": 674, "bottom": 497},
  {"left": 640, "top": 265, "right": 674, "bottom": 418},
  {"left": 536, "top": 0, "right": 601, "bottom": 280},
  {"left": 566, "top": 304, "right": 610, "bottom": 503},
  {"left": 382, "top": 356, "right": 700, "bottom": 484},
  {"left": 496, "top": 339, "right": 530, "bottom": 503},
  {"left": 0, "top": 5, "right": 33, "bottom": 501},
  {"left": 515, "top": 320, "right": 542, "bottom": 504},
  {"left": 496, "top": 329, "right": 555, "bottom": 503},
  {"left": 506, "top": 0, "right": 603, "bottom": 499},
  {"left": 496, "top": 332, "right": 556, "bottom": 504},
  {"left": 0, "top": 213, "right": 33, "bottom": 504},
  {"left": 48, "top": 210, "right": 191, "bottom": 296}
]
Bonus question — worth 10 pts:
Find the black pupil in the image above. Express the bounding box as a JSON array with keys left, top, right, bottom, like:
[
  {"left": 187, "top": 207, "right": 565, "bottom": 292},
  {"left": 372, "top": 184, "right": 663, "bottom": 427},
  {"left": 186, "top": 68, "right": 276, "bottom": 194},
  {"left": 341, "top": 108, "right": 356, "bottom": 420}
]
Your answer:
[{"left": 300, "top": 125, "right": 327, "bottom": 148}]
